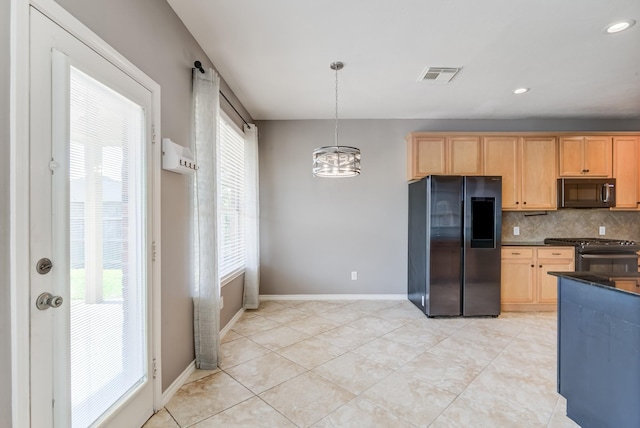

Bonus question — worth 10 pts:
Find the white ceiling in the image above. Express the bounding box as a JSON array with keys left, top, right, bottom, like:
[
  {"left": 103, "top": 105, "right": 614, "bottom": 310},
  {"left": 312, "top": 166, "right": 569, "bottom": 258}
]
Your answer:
[{"left": 167, "top": 0, "right": 640, "bottom": 120}]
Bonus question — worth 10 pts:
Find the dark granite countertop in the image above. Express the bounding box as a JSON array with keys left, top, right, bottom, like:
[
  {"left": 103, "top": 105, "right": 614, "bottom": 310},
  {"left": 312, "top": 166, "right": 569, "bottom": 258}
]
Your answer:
[
  {"left": 502, "top": 241, "right": 548, "bottom": 246},
  {"left": 549, "top": 271, "right": 640, "bottom": 297}
]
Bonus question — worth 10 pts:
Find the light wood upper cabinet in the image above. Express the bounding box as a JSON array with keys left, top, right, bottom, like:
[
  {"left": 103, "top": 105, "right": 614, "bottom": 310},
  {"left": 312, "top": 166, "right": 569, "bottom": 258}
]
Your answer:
[
  {"left": 449, "top": 136, "right": 483, "bottom": 175},
  {"left": 484, "top": 136, "right": 557, "bottom": 211},
  {"left": 407, "top": 136, "right": 447, "bottom": 179},
  {"left": 612, "top": 136, "right": 639, "bottom": 210},
  {"left": 521, "top": 137, "right": 557, "bottom": 210},
  {"left": 406, "top": 134, "right": 481, "bottom": 179},
  {"left": 483, "top": 136, "right": 520, "bottom": 209},
  {"left": 559, "top": 136, "right": 612, "bottom": 177}
]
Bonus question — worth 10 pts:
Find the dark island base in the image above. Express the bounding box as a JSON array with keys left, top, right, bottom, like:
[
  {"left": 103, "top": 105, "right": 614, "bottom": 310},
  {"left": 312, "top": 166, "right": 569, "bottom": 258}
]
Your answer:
[{"left": 554, "top": 274, "right": 640, "bottom": 428}]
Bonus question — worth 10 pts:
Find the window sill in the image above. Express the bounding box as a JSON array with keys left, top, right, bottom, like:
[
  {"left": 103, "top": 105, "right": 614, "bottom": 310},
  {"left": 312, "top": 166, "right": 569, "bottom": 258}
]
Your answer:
[{"left": 220, "top": 268, "right": 245, "bottom": 288}]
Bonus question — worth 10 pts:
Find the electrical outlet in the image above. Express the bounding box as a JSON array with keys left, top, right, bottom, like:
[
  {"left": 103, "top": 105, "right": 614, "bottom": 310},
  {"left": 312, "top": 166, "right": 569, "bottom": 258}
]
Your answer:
[
  {"left": 513, "top": 226, "right": 520, "bottom": 236},
  {"left": 351, "top": 271, "right": 358, "bottom": 280},
  {"left": 599, "top": 226, "right": 606, "bottom": 236},
  {"left": 220, "top": 296, "right": 224, "bottom": 309}
]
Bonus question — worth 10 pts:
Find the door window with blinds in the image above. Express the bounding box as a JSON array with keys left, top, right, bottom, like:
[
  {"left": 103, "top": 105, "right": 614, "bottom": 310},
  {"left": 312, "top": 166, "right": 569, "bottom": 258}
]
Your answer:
[
  {"left": 218, "top": 113, "right": 246, "bottom": 282},
  {"left": 69, "top": 66, "right": 147, "bottom": 426}
]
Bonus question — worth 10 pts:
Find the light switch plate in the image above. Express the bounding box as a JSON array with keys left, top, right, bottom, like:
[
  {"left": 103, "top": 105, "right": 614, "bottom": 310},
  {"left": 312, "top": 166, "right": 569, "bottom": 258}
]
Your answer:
[
  {"left": 599, "top": 226, "right": 606, "bottom": 236},
  {"left": 513, "top": 226, "right": 520, "bottom": 236}
]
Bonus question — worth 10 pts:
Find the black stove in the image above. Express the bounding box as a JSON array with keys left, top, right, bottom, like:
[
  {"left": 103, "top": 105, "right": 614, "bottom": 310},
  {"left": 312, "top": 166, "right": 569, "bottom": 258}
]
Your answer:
[{"left": 544, "top": 238, "right": 640, "bottom": 272}]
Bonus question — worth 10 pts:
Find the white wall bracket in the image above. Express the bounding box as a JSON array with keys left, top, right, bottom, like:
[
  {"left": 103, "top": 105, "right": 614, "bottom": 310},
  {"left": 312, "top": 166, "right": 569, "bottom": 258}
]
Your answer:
[{"left": 162, "top": 138, "right": 198, "bottom": 174}]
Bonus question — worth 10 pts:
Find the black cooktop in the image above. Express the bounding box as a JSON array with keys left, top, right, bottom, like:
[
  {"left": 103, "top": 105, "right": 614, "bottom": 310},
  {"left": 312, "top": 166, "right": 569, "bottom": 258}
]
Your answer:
[{"left": 544, "top": 237, "right": 638, "bottom": 248}]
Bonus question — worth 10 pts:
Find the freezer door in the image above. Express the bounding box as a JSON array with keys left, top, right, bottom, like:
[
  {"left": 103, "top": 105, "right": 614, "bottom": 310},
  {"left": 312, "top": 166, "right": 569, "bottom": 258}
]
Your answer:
[
  {"left": 463, "top": 176, "right": 502, "bottom": 316},
  {"left": 428, "top": 176, "right": 463, "bottom": 316},
  {"left": 408, "top": 178, "right": 428, "bottom": 314}
]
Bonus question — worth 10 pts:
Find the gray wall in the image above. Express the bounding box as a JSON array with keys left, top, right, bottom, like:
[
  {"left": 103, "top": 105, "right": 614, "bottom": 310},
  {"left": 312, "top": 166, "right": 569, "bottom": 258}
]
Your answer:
[
  {"left": 221, "top": 275, "right": 245, "bottom": 327},
  {"left": 257, "top": 118, "right": 640, "bottom": 296},
  {"left": 54, "top": 0, "right": 249, "bottom": 390},
  {"left": 1, "top": 0, "right": 12, "bottom": 424}
]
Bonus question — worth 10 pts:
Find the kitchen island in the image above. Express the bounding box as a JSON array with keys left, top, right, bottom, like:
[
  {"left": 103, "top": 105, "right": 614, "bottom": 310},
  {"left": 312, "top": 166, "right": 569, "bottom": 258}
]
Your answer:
[{"left": 550, "top": 272, "right": 640, "bottom": 428}]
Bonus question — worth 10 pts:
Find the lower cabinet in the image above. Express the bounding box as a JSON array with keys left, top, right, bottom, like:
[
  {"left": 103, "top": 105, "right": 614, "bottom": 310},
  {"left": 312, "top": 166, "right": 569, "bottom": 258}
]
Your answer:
[{"left": 501, "top": 246, "right": 574, "bottom": 311}]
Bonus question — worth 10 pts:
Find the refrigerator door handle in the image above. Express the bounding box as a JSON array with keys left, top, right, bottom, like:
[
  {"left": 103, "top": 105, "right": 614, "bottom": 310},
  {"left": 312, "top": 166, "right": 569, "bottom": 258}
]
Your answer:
[{"left": 460, "top": 199, "right": 464, "bottom": 247}]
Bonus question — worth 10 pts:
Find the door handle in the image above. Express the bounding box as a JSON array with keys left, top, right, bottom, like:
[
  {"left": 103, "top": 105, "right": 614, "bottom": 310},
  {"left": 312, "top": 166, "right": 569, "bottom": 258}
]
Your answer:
[
  {"left": 602, "top": 184, "right": 613, "bottom": 203},
  {"left": 36, "top": 292, "right": 63, "bottom": 310}
]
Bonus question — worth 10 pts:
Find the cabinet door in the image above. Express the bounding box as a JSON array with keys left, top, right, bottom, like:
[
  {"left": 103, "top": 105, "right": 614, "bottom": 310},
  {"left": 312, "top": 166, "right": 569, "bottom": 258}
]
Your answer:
[
  {"left": 449, "top": 136, "right": 482, "bottom": 175},
  {"left": 521, "top": 137, "right": 557, "bottom": 210},
  {"left": 583, "top": 136, "right": 612, "bottom": 177},
  {"left": 559, "top": 136, "right": 613, "bottom": 177},
  {"left": 558, "top": 137, "right": 584, "bottom": 176},
  {"left": 408, "top": 136, "right": 447, "bottom": 178},
  {"left": 612, "top": 137, "right": 639, "bottom": 210},
  {"left": 483, "top": 136, "right": 520, "bottom": 210},
  {"left": 501, "top": 258, "right": 535, "bottom": 304},
  {"left": 538, "top": 259, "right": 574, "bottom": 303}
]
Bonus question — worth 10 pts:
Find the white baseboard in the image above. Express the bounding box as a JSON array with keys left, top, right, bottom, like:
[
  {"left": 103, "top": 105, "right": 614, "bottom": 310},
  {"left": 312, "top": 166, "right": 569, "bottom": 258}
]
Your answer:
[
  {"left": 260, "top": 294, "right": 406, "bottom": 301},
  {"left": 220, "top": 308, "right": 245, "bottom": 339},
  {"left": 161, "top": 360, "right": 195, "bottom": 407}
]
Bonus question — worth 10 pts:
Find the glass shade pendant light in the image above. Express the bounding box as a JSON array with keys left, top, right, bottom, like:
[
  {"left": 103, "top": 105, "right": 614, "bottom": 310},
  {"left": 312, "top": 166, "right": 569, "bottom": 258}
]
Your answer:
[{"left": 312, "top": 61, "right": 361, "bottom": 177}]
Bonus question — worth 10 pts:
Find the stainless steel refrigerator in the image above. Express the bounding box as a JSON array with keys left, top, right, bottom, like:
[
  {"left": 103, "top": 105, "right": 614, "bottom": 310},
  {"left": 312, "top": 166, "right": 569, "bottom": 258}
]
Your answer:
[{"left": 408, "top": 176, "right": 502, "bottom": 317}]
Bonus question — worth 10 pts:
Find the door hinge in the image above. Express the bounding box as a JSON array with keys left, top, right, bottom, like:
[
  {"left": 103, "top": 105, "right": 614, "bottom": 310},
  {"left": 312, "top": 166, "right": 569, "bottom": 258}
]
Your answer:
[
  {"left": 49, "top": 158, "right": 59, "bottom": 174},
  {"left": 152, "top": 241, "right": 157, "bottom": 261},
  {"left": 152, "top": 358, "right": 158, "bottom": 379},
  {"left": 152, "top": 124, "right": 157, "bottom": 144}
]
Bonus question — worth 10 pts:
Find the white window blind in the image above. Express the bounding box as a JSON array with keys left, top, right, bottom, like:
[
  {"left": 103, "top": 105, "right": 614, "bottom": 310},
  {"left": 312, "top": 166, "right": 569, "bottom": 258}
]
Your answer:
[
  {"left": 68, "top": 66, "right": 146, "bottom": 427},
  {"left": 217, "top": 114, "right": 246, "bottom": 280}
]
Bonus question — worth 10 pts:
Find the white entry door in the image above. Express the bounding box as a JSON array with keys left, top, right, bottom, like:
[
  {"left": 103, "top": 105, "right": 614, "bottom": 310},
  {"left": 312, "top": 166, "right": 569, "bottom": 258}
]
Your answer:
[{"left": 30, "top": 6, "right": 158, "bottom": 427}]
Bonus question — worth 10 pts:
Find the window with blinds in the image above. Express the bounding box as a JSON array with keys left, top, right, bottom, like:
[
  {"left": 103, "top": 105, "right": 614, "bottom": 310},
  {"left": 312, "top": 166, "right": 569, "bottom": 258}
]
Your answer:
[
  {"left": 218, "top": 114, "right": 246, "bottom": 281},
  {"left": 68, "top": 66, "right": 146, "bottom": 427}
]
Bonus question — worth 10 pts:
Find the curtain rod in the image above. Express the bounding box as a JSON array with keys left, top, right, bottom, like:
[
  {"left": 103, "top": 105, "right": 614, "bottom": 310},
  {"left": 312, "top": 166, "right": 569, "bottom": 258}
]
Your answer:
[{"left": 194, "top": 61, "right": 250, "bottom": 127}]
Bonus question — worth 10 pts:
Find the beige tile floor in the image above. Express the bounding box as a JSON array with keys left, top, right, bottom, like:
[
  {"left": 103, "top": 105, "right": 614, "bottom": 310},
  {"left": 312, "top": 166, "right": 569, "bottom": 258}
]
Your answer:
[{"left": 144, "top": 300, "right": 580, "bottom": 428}]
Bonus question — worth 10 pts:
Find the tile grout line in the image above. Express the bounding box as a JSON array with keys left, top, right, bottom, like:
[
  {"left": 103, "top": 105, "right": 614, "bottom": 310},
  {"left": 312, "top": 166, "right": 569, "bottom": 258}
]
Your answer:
[{"left": 164, "top": 406, "right": 182, "bottom": 428}]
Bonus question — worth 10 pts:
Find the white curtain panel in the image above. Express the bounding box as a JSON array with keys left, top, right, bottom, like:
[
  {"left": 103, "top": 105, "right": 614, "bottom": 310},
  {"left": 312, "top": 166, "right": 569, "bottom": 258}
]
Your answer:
[
  {"left": 192, "top": 68, "right": 221, "bottom": 369},
  {"left": 243, "top": 124, "right": 260, "bottom": 309}
]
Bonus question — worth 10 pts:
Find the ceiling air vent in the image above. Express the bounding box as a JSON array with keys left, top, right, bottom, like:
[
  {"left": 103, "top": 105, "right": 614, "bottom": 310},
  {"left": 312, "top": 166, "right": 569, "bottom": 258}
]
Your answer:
[{"left": 418, "top": 66, "right": 462, "bottom": 83}]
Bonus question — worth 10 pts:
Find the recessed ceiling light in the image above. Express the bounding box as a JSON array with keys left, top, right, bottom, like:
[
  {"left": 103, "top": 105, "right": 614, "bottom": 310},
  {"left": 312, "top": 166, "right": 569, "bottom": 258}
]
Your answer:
[
  {"left": 513, "top": 88, "right": 530, "bottom": 95},
  {"left": 605, "top": 19, "right": 636, "bottom": 34}
]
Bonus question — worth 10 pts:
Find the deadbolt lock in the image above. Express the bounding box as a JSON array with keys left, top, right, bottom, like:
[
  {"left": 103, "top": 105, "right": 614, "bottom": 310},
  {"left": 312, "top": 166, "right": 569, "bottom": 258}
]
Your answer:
[{"left": 36, "top": 258, "right": 53, "bottom": 274}]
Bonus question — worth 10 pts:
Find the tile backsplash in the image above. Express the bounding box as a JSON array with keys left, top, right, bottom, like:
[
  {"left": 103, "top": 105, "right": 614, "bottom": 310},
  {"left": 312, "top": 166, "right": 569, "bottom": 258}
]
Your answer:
[{"left": 502, "top": 209, "right": 640, "bottom": 242}]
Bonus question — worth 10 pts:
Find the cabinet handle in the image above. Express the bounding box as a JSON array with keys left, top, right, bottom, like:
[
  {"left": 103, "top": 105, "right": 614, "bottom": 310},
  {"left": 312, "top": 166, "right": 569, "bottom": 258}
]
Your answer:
[
  {"left": 516, "top": 201, "right": 519, "bottom": 204},
  {"left": 512, "top": 252, "right": 521, "bottom": 255},
  {"left": 552, "top": 252, "right": 562, "bottom": 255},
  {"left": 539, "top": 265, "right": 542, "bottom": 268},
  {"left": 531, "top": 264, "right": 534, "bottom": 268},
  {"left": 523, "top": 201, "right": 527, "bottom": 205}
]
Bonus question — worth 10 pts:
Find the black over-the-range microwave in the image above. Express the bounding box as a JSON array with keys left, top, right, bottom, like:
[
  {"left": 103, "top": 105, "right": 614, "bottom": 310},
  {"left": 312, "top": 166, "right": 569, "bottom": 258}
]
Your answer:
[{"left": 557, "top": 178, "right": 616, "bottom": 208}]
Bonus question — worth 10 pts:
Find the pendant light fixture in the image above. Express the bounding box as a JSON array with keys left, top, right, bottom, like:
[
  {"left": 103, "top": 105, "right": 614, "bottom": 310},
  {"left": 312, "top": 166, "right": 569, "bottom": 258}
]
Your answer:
[{"left": 312, "top": 61, "right": 361, "bottom": 177}]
